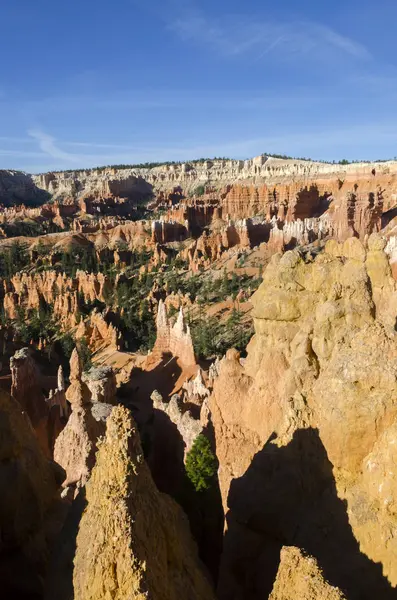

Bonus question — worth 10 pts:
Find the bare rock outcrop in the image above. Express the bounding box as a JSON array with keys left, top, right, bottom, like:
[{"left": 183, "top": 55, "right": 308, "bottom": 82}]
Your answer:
[
  {"left": 82, "top": 365, "right": 117, "bottom": 404},
  {"left": 0, "top": 169, "right": 49, "bottom": 205},
  {"left": 73, "top": 405, "right": 215, "bottom": 600},
  {"left": 47, "top": 365, "right": 69, "bottom": 420},
  {"left": 10, "top": 347, "right": 63, "bottom": 457},
  {"left": 153, "top": 300, "right": 196, "bottom": 367},
  {"left": 151, "top": 390, "right": 202, "bottom": 452},
  {"left": 0, "top": 387, "right": 59, "bottom": 596},
  {"left": 54, "top": 349, "right": 112, "bottom": 492},
  {"left": 210, "top": 237, "right": 397, "bottom": 598},
  {"left": 183, "top": 367, "right": 211, "bottom": 406},
  {"left": 269, "top": 547, "right": 346, "bottom": 600},
  {"left": 32, "top": 156, "right": 397, "bottom": 205},
  {"left": 3, "top": 270, "right": 119, "bottom": 350}
]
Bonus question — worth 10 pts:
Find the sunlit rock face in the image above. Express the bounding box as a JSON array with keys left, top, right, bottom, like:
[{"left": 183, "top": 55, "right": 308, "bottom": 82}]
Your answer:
[
  {"left": 73, "top": 405, "right": 215, "bottom": 600},
  {"left": 209, "top": 236, "right": 397, "bottom": 599},
  {"left": 153, "top": 300, "right": 196, "bottom": 367}
]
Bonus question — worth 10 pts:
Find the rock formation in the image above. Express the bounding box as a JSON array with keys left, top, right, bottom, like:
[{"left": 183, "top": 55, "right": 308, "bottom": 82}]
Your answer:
[
  {"left": 183, "top": 367, "right": 211, "bottom": 406},
  {"left": 75, "top": 310, "right": 120, "bottom": 352},
  {"left": 151, "top": 219, "right": 188, "bottom": 243},
  {"left": 47, "top": 365, "right": 69, "bottom": 420},
  {"left": 210, "top": 236, "right": 397, "bottom": 598},
  {"left": 54, "top": 348, "right": 112, "bottom": 492},
  {"left": 385, "top": 235, "right": 397, "bottom": 279},
  {"left": 151, "top": 390, "right": 202, "bottom": 452},
  {"left": 0, "top": 169, "right": 50, "bottom": 206},
  {"left": 153, "top": 300, "right": 196, "bottom": 367},
  {"left": 269, "top": 547, "right": 346, "bottom": 600},
  {"left": 3, "top": 269, "right": 120, "bottom": 350},
  {"left": 73, "top": 405, "right": 215, "bottom": 600},
  {"left": 31, "top": 156, "right": 397, "bottom": 204},
  {"left": 0, "top": 387, "right": 60, "bottom": 597},
  {"left": 33, "top": 169, "right": 152, "bottom": 204},
  {"left": 10, "top": 347, "right": 63, "bottom": 457},
  {"left": 82, "top": 365, "right": 117, "bottom": 404},
  {"left": 181, "top": 215, "right": 332, "bottom": 271}
]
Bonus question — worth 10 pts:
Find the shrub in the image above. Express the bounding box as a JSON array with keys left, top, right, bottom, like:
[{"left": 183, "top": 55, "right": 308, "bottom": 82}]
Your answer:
[
  {"left": 185, "top": 434, "right": 218, "bottom": 492},
  {"left": 195, "top": 184, "right": 206, "bottom": 196}
]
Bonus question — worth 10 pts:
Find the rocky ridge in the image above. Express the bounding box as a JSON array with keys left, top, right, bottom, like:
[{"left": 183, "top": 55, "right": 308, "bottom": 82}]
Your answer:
[
  {"left": 73, "top": 405, "right": 215, "bottom": 600},
  {"left": 31, "top": 156, "right": 397, "bottom": 200}
]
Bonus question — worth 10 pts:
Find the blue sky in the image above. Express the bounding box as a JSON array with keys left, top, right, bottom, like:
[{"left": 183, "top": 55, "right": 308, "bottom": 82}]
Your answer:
[{"left": 1, "top": 0, "right": 397, "bottom": 172}]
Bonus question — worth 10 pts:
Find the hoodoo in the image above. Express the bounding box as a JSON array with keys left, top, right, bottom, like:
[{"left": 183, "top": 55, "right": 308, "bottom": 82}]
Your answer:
[{"left": 1, "top": 157, "right": 397, "bottom": 599}]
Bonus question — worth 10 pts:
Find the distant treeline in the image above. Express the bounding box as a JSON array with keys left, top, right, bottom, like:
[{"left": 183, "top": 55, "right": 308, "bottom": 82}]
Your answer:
[
  {"left": 37, "top": 153, "right": 397, "bottom": 176},
  {"left": 41, "top": 157, "right": 233, "bottom": 175}
]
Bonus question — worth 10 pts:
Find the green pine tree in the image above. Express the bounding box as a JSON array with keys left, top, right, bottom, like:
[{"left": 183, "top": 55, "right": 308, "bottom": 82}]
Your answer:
[{"left": 185, "top": 435, "right": 218, "bottom": 492}]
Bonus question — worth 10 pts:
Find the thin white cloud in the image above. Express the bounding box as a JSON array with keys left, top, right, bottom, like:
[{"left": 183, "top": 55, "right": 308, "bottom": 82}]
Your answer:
[
  {"left": 168, "top": 8, "right": 370, "bottom": 62},
  {"left": 319, "top": 27, "right": 370, "bottom": 59},
  {"left": 28, "top": 129, "right": 82, "bottom": 164},
  {"left": 18, "top": 120, "right": 397, "bottom": 173}
]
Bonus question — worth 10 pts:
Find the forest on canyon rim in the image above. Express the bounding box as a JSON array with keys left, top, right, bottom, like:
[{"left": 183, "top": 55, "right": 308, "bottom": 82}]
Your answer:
[{"left": 2, "top": 156, "right": 397, "bottom": 599}]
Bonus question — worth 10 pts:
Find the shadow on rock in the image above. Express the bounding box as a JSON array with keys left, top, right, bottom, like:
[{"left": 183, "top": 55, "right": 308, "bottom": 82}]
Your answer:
[
  {"left": 148, "top": 405, "right": 224, "bottom": 584},
  {"left": 218, "top": 427, "right": 396, "bottom": 600},
  {"left": 44, "top": 489, "right": 87, "bottom": 600}
]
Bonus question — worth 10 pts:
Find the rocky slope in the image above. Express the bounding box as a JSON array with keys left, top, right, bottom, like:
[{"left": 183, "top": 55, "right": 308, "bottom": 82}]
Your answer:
[
  {"left": 0, "top": 386, "right": 61, "bottom": 597},
  {"left": 209, "top": 235, "right": 397, "bottom": 599},
  {"left": 73, "top": 405, "right": 215, "bottom": 600}
]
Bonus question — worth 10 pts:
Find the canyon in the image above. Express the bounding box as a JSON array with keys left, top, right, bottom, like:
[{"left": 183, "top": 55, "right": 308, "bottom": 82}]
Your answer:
[{"left": 0, "top": 156, "right": 397, "bottom": 600}]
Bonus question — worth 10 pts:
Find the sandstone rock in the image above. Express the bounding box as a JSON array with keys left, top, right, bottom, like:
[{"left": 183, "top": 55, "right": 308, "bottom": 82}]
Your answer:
[
  {"left": 183, "top": 367, "right": 210, "bottom": 405},
  {"left": 0, "top": 388, "right": 59, "bottom": 596},
  {"left": 65, "top": 348, "right": 91, "bottom": 407},
  {"left": 54, "top": 349, "right": 113, "bottom": 490},
  {"left": 73, "top": 405, "right": 215, "bottom": 600},
  {"left": 209, "top": 238, "right": 397, "bottom": 597},
  {"left": 151, "top": 390, "right": 202, "bottom": 452},
  {"left": 82, "top": 365, "right": 117, "bottom": 404},
  {"left": 2, "top": 270, "right": 121, "bottom": 350},
  {"left": 47, "top": 365, "right": 69, "bottom": 421},
  {"left": 0, "top": 169, "right": 49, "bottom": 205},
  {"left": 53, "top": 404, "right": 106, "bottom": 490},
  {"left": 153, "top": 300, "right": 196, "bottom": 367},
  {"left": 10, "top": 347, "right": 58, "bottom": 457},
  {"left": 31, "top": 158, "right": 397, "bottom": 218},
  {"left": 269, "top": 547, "right": 346, "bottom": 600}
]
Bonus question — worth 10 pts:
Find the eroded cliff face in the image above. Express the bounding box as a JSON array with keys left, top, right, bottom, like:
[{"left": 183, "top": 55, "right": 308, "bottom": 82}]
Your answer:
[
  {"left": 31, "top": 156, "right": 397, "bottom": 199},
  {"left": 73, "top": 405, "right": 215, "bottom": 600},
  {"left": 3, "top": 270, "right": 119, "bottom": 350},
  {"left": 209, "top": 235, "right": 397, "bottom": 599},
  {"left": 33, "top": 170, "right": 153, "bottom": 203},
  {"left": 0, "top": 169, "right": 50, "bottom": 206},
  {"left": 0, "top": 387, "right": 60, "bottom": 597},
  {"left": 26, "top": 158, "right": 397, "bottom": 243}
]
